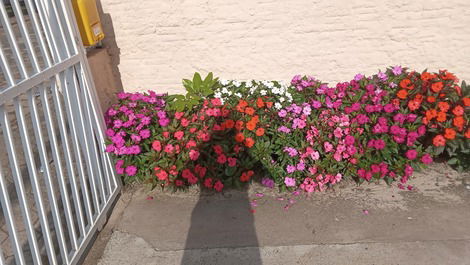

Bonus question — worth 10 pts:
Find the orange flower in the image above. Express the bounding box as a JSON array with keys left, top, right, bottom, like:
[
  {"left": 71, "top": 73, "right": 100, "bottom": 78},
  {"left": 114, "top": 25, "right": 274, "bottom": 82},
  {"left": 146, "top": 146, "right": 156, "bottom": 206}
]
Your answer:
[
  {"left": 397, "top": 89, "right": 408, "bottom": 99},
  {"left": 225, "top": 119, "right": 235, "bottom": 129},
  {"left": 408, "top": 100, "right": 421, "bottom": 111},
  {"left": 431, "top": 82, "right": 443, "bottom": 93},
  {"left": 438, "top": 102, "right": 450, "bottom": 112},
  {"left": 256, "top": 98, "right": 265, "bottom": 108},
  {"left": 266, "top": 102, "right": 273, "bottom": 108},
  {"left": 436, "top": 111, "right": 446, "bottom": 122},
  {"left": 400, "top": 79, "right": 414, "bottom": 90},
  {"left": 235, "top": 133, "right": 245, "bottom": 143},
  {"left": 415, "top": 94, "right": 423, "bottom": 101},
  {"left": 452, "top": 105, "right": 464, "bottom": 116},
  {"left": 246, "top": 120, "right": 256, "bottom": 131},
  {"left": 453, "top": 116, "right": 465, "bottom": 129},
  {"left": 236, "top": 100, "right": 248, "bottom": 112},
  {"left": 251, "top": 115, "right": 259, "bottom": 123},
  {"left": 421, "top": 72, "right": 436, "bottom": 81},
  {"left": 244, "top": 137, "right": 255, "bottom": 148},
  {"left": 433, "top": 135, "right": 446, "bottom": 147},
  {"left": 255, "top": 127, "right": 265, "bottom": 136},
  {"left": 392, "top": 98, "right": 400, "bottom": 106},
  {"left": 463, "top": 97, "right": 470, "bottom": 107},
  {"left": 444, "top": 128, "right": 456, "bottom": 140},
  {"left": 427, "top": 96, "right": 436, "bottom": 103},
  {"left": 245, "top": 107, "right": 255, "bottom": 116},
  {"left": 235, "top": 120, "right": 244, "bottom": 131},
  {"left": 465, "top": 129, "right": 470, "bottom": 139},
  {"left": 425, "top": 109, "right": 437, "bottom": 120}
]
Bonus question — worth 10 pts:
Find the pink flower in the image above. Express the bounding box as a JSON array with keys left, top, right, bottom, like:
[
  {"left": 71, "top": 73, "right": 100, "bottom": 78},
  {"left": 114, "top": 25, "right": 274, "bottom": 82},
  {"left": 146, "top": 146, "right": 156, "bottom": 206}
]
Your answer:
[
  {"left": 310, "top": 151, "right": 320, "bottom": 160},
  {"left": 152, "top": 141, "right": 162, "bottom": 152},
  {"left": 284, "top": 177, "right": 296, "bottom": 187},
  {"left": 189, "top": 150, "right": 200, "bottom": 161},
  {"left": 333, "top": 127, "right": 343, "bottom": 138},
  {"left": 181, "top": 118, "right": 190, "bottom": 127},
  {"left": 175, "top": 112, "right": 184, "bottom": 119},
  {"left": 164, "top": 144, "right": 174, "bottom": 153},
  {"left": 174, "top": 131, "right": 184, "bottom": 140},
  {"left": 156, "top": 170, "right": 168, "bottom": 180},
  {"left": 185, "top": 140, "right": 197, "bottom": 149},
  {"left": 405, "top": 150, "right": 417, "bottom": 160},
  {"left": 204, "top": 178, "right": 213, "bottom": 188},
  {"left": 324, "top": 142, "right": 333, "bottom": 152}
]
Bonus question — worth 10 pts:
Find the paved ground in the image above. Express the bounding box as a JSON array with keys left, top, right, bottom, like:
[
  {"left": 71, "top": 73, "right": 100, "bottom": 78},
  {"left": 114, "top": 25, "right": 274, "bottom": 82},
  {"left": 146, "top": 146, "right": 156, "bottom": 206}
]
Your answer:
[{"left": 84, "top": 163, "right": 470, "bottom": 265}]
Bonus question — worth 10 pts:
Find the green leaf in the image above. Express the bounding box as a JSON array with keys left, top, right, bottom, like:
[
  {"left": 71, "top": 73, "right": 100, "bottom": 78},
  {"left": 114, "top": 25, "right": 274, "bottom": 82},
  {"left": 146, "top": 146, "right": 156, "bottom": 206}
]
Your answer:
[
  {"left": 193, "top": 72, "right": 202, "bottom": 91},
  {"left": 447, "top": 158, "right": 458, "bottom": 165}
]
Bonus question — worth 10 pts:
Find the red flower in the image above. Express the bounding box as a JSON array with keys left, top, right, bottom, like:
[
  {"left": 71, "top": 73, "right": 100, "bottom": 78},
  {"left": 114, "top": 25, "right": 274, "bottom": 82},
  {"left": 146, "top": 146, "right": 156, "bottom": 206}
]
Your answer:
[
  {"left": 235, "top": 133, "right": 245, "bottom": 143},
  {"left": 397, "top": 89, "right": 408, "bottom": 99},
  {"left": 431, "top": 82, "right": 443, "bottom": 93},
  {"left": 255, "top": 128, "right": 265, "bottom": 136},
  {"left": 400, "top": 79, "right": 414, "bottom": 90},
  {"left": 452, "top": 105, "right": 464, "bottom": 116}
]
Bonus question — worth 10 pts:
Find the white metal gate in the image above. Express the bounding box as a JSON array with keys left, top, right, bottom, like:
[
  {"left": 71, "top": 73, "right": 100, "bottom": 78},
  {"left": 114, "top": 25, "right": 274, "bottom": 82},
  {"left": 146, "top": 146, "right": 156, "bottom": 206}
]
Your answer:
[{"left": 0, "top": 0, "right": 120, "bottom": 264}]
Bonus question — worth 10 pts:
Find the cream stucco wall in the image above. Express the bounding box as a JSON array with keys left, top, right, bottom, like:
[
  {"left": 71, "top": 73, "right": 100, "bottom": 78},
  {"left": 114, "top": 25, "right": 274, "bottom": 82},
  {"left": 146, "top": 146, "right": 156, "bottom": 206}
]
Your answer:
[{"left": 98, "top": 0, "right": 470, "bottom": 94}]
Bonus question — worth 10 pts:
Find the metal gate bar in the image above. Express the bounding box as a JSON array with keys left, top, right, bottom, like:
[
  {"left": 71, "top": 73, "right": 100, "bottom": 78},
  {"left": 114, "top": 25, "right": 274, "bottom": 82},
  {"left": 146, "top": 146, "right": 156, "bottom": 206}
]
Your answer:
[{"left": 0, "top": 0, "right": 121, "bottom": 264}]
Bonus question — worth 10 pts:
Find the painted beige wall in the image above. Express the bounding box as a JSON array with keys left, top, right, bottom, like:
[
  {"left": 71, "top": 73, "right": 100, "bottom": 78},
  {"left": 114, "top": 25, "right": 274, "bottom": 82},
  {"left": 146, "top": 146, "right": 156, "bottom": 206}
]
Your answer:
[{"left": 98, "top": 0, "right": 470, "bottom": 94}]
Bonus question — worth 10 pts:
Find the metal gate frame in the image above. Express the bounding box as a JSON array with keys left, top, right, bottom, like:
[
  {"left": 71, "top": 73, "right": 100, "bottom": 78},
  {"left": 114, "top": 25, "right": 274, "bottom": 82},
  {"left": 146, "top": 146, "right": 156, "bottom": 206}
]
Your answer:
[{"left": 0, "top": 0, "right": 121, "bottom": 264}]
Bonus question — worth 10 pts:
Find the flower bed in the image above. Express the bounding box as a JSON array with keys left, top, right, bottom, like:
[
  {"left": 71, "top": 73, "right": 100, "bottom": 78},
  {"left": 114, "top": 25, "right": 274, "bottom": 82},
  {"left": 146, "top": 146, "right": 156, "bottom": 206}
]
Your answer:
[{"left": 104, "top": 67, "right": 470, "bottom": 192}]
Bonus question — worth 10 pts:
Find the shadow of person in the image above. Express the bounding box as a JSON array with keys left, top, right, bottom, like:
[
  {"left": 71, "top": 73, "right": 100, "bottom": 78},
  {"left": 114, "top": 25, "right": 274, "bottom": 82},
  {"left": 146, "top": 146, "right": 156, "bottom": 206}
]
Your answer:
[{"left": 181, "top": 185, "right": 262, "bottom": 265}]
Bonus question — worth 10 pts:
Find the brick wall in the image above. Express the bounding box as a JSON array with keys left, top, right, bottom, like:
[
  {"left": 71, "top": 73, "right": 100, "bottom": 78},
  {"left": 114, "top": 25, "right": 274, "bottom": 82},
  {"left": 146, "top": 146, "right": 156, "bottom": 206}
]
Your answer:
[{"left": 98, "top": 0, "right": 470, "bottom": 94}]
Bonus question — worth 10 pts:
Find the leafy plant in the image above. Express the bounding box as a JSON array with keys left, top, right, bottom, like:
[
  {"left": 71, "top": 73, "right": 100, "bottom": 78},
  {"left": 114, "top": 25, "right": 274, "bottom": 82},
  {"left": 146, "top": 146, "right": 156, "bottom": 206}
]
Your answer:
[{"left": 168, "top": 72, "right": 219, "bottom": 112}]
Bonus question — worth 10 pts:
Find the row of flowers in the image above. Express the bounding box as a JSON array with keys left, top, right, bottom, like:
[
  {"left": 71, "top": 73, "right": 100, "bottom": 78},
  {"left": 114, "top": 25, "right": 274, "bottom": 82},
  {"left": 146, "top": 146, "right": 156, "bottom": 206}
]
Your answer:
[{"left": 105, "top": 67, "right": 469, "bottom": 193}]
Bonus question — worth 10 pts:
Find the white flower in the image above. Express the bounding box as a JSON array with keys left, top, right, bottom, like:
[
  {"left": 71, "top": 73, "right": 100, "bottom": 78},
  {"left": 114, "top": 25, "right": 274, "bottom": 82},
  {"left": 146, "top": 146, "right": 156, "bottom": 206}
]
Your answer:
[
  {"left": 221, "top": 87, "right": 229, "bottom": 94},
  {"left": 233, "top": 80, "right": 241, "bottom": 87},
  {"left": 260, "top": 90, "right": 267, "bottom": 96},
  {"left": 220, "top": 79, "right": 229, "bottom": 86},
  {"left": 214, "top": 92, "right": 222, "bottom": 98},
  {"left": 235, "top": 92, "right": 242, "bottom": 97},
  {"left": 245, "top": 81, "right": 253, "bottom": 88},
  {"left": 274, "top": 102, "right": 282, "bottom": 109},
  {"left": 279, "top": 97, "right": 285, "bottom": 103}
]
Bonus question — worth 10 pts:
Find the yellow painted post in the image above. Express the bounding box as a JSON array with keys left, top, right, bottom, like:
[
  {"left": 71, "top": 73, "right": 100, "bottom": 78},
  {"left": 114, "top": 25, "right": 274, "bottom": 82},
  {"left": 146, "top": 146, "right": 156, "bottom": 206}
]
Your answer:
[{"left": 71, "top": 0, "right": 105, "bottom": 46}]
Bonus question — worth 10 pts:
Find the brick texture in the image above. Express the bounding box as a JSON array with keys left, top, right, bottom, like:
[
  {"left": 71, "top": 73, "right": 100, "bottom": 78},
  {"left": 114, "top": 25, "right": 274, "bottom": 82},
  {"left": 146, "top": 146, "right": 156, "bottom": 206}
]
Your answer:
[{"left": 99, "top": 0, "right": 470, "bottom": 94}]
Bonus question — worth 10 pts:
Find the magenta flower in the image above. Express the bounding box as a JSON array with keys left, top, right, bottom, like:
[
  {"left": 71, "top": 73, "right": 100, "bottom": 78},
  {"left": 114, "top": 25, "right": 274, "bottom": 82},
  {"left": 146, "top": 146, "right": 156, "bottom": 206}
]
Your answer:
[
  {"left": 125, "top": 165, "right": 137, "bottom": 176},
  {"left": 421, "top": 154, "right": 433, "bottom": 164},
  {"left": 286, "top": 165, "right": 296, "bottom": 173},
  {"left": 405, "top": 150, "right": 418, "bottom": 160}
]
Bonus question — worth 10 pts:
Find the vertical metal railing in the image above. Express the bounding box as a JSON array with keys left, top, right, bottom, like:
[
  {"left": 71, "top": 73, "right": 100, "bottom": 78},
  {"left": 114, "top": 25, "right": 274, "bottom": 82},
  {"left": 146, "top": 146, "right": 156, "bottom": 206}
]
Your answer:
[{"left": 0, "top": 0, "right": 120, "bottom": 264}]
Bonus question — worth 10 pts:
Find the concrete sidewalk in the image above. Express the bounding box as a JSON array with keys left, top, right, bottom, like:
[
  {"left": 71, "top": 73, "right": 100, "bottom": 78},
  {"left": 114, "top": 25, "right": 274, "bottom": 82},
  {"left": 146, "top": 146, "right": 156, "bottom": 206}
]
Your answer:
[{"left": 85, "top": 164, "right": 470, "bottom": 265}]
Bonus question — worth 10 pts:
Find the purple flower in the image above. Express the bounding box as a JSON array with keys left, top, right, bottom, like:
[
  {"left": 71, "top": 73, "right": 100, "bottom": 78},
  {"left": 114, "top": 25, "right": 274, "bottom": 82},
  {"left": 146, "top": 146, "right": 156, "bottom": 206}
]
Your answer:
[
  {"left": 278, "top": 109, "right": 287, "bottom": 118},
  {"left": 296, "top": 162, "right": 305, "bottom": 171},
  {"left": 392, "top": 66, "right": 402, "bottom": 76},
  {"left": 377, "top": 71, "right": 388, "bottom": 81},
  {"left": 286, "top": 165, "right": 296, "bottom": 174},
  {"left": 292, "top": 118, "right": 306, "bottom": 129},
  {"left": 261, "top": 178, "right": 275, "bottom": 189},
  {"left": 311, "top": 100, "right": 322, "bottom": 109},
  {"left": 278, "top": 126, "right": 291, "bottom": 134},
  {"left": 284, "top": 177, "right": 296, "bottom": 187},
  {"left": 354, "top": 73, "right": 364, "bottom": 81},
  {"left": 139, "top": 129, "right": 151, "bottom": 139},
  {"left": 389, "top": 82, "right": 397, "bottom": 88},
  {"left": 284, "top": 147, "right": 298, "bottom": 157}
]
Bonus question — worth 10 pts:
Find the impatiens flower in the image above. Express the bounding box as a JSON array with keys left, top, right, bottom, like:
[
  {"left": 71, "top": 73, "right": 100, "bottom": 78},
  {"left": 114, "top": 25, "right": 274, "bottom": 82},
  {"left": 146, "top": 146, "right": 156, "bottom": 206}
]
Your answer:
[
  {"left": 433, "top": 135, "right": 446, "bottom": 147},
  {"left": 227, "top": 157, "right": 237, "bottom": 167},
  {"left": 324, "top": 142, "right": 334, "bottom": 152},
  {"left": 189, "top": 150, "right": 200, "bottom": 161},
  {"left": 214, "top": 180, "right": 224, "bottom": 192},
  {"left": 261, "top": 177, "right": 275, "bottom": 188},
  {"left": 286, "top": 165, "right": 296, "bottom": 173},
  {"left": 284, "top": 177, "right": 296, "bottom": 187},
  {"left": 217, "top": 154, "right": 227, "bottom": 164},
  {"left": 125, "top": 165, "right": 137, "bottom": 176},
  {"left": 421, "top": 154, "right": 433, "bottom": 164},
  {"left": 174, "top": 131, "right": 184, "bottom": 140},
  {"left": 392, "top": 65, "right": 402, "bottom": 75}
]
